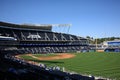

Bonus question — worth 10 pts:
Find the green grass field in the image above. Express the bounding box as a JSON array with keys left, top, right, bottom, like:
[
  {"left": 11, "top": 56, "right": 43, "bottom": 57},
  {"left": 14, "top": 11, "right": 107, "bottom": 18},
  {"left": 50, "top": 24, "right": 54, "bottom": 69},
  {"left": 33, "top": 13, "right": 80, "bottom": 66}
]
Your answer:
[{"left": 19, "top": 52, "right": 120, "bottom": 80}]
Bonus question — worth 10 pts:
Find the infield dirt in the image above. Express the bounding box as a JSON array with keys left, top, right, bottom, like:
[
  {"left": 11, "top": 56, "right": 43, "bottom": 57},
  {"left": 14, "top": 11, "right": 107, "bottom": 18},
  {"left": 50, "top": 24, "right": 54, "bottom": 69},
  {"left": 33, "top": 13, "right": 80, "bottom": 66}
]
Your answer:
[{"left": 16, "top": 53, "right": 76, "bottom": 60}]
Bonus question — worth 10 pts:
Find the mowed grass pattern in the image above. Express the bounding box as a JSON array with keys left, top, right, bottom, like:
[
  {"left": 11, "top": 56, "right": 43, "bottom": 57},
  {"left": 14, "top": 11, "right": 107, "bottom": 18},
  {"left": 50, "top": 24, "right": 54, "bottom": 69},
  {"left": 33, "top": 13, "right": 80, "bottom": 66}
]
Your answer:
[
  {"left": 20, "top": 52, "right": 120, "bottom": 80},
  {"left": 33, "top": 53, "right": 56, "bottom": 58}
]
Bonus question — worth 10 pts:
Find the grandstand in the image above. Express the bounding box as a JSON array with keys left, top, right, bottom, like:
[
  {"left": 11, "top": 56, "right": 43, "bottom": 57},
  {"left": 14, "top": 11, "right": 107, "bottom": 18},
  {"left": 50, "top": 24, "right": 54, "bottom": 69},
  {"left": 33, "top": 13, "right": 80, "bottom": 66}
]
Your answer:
[
  {"left": 0, "top": 21, "right": 88, "bottom": 53},
  {"left": 103, "top": 40, "right": 120, "bottom": 52},
  {"left": 0, "top": 21, "right": 97, "bottom": 80}
]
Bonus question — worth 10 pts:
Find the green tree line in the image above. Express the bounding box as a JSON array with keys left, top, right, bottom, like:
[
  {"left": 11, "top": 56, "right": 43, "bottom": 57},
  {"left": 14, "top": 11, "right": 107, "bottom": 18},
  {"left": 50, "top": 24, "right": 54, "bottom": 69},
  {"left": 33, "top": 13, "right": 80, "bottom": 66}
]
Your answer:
[{"left": 86, "top": 36, "right": 120, "bottom": 44}]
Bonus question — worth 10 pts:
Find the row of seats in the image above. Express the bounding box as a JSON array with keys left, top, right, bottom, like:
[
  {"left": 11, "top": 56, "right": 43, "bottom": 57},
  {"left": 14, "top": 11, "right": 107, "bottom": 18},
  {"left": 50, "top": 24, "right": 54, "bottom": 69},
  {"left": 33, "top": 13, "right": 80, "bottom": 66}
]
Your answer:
[
  {"left": 0, "top": 49, "right": 95, "bottom": 80},
  {"left": 0, "top": 26, "right": 88, "bottom": 54},
  {"left": 21, "top": 46, "right": 82, "bottom": 53},
  {"left": 0, "top": 28, "right": 87, "bottom": 43}
]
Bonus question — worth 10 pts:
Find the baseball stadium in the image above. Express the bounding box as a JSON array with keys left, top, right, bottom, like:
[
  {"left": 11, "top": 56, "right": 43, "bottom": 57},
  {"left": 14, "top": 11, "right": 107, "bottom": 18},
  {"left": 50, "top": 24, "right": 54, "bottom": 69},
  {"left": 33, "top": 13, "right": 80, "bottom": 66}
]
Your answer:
[{"left": 0, "top": 21, "right": 120, "bottom": 80}]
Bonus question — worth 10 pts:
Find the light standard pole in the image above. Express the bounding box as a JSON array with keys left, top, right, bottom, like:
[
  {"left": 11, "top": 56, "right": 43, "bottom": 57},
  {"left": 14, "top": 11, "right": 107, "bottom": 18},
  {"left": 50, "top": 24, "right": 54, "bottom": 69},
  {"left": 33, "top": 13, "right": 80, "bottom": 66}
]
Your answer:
[{"left": 95, "top": 38, "right": 97, "bottom": 51}]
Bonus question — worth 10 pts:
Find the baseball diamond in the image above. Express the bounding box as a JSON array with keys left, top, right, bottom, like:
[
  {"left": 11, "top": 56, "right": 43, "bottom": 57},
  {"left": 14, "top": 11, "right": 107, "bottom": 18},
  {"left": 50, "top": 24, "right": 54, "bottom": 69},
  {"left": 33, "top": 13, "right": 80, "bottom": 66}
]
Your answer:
[{"left": 0, "top": 21, "right": 120, "bottom": 80}]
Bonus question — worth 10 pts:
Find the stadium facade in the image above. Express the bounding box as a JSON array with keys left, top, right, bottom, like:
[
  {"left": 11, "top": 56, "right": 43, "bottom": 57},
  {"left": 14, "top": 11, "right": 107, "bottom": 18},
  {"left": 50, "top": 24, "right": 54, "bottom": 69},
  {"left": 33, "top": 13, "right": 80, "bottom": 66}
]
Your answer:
[
  {"left": 103, "top": 40, "right": 120, "bottom": 52},
  {"left": 0, "top": 21, "right": 88, "bottom": 53},
  {"left": 103, "top": 40, "right": 120, "bottom": 48}
]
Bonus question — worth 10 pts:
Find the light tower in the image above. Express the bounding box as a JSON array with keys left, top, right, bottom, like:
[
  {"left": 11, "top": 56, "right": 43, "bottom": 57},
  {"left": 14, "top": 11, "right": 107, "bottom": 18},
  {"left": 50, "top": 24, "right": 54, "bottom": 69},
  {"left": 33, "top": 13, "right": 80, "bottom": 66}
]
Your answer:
[{"left": 51, "top": 24, "right": 72, "bottom": 34}]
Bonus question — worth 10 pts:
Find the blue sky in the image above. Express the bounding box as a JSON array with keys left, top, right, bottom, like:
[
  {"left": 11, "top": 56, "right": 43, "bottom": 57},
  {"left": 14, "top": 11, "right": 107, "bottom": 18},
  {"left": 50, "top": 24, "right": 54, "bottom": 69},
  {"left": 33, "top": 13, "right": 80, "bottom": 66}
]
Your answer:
[{"left": 0, "top": 0, "right": 120, "bottom": 38}]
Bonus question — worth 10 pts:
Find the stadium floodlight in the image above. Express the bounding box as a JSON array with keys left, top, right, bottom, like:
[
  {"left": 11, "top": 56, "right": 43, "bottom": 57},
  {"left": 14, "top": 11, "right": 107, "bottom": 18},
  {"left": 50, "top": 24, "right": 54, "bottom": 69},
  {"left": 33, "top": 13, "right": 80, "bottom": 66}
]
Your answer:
[
  {"left": 51, "top": 24, "right": 72, "bottom": 27},
  {"left": 51, "top": 24, "right": 72, "bottom": 33}
]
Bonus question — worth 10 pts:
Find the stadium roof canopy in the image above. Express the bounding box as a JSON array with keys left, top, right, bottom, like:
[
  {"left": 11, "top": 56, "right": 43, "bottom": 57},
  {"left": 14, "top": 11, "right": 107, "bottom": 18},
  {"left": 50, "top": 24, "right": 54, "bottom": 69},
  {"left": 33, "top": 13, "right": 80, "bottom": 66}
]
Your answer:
[{"left": 0, "top": 21, "right": 52, "bottom": 31}]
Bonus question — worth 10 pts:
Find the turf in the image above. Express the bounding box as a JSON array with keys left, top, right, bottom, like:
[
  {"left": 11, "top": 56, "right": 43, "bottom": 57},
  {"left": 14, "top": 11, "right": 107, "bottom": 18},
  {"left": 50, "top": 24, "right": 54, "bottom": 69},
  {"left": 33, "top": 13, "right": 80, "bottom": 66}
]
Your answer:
[
  {"left": 19, "top": 55, "right": 38, "bottom": 61},
  {"left": 32, "top": 53, "right": 56, "bottom": 58},
  {"left": 19, "top": 52, "right": 120, "bottom": 80}
]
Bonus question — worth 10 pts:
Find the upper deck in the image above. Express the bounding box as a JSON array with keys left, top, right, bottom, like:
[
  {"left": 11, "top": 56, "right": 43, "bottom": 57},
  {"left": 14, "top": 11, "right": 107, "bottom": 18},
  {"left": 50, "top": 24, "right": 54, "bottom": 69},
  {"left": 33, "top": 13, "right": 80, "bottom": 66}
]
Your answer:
[{"left": 0, "top": 21, "right": 52, "bottom": 31}]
